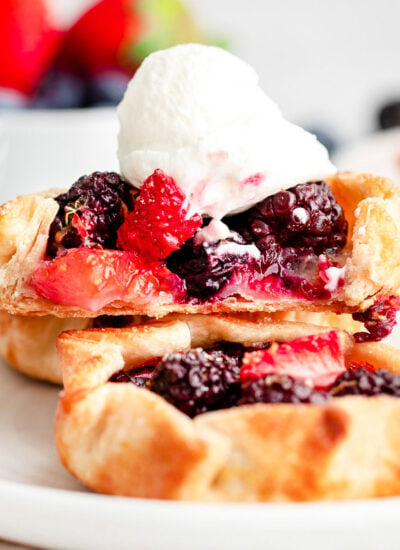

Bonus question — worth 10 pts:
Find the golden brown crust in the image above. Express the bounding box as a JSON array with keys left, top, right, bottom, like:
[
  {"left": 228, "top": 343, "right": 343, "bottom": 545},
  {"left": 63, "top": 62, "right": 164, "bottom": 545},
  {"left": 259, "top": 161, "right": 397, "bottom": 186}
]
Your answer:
[
  {"left": 198, "top": 397, "right": 400, "bottom": 501},
  {"left": 54, "top": 314, "right": 400, "bottom": 501},
  {"left": 0, "top": 173, "right": 400, "bottom": 317},
  {"left": 56, "top": 384, "right": 228, "bottom": 499},
  {"left": 0, "top": 310, "right": 90, "bottom": 384}
]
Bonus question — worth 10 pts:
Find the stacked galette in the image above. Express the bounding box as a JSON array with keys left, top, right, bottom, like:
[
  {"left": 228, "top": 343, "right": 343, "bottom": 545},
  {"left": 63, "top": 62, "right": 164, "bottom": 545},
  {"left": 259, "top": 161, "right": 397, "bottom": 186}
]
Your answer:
[
  {"left": 1, "top": 168, "right": 400, "bottom": 501},
  {"left": 55, "top": 314, "right": 400, "bottom": 501},
  {"left": 0, "top": 170, "right": 400, "bottom": 325}
]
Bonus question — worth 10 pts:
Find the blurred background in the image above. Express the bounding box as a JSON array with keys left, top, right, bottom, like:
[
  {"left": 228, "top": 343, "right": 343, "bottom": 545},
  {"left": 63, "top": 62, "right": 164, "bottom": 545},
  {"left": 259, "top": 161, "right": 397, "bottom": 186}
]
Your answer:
[{"left": 1, "top": 0, "right": 400, "bottom": 199}]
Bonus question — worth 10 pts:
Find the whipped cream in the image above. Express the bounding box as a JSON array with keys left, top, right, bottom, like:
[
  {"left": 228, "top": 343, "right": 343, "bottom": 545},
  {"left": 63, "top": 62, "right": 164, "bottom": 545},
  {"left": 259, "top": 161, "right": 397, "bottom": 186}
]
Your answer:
[
  {"left": 322, "top": 266, "right": 345, "bottom": 293},
  {"left": 193, "top": 219, "right": 232, "bottom": 246},
  {"left": 118, "top": 44, "right": 336, "bottom": 219}
]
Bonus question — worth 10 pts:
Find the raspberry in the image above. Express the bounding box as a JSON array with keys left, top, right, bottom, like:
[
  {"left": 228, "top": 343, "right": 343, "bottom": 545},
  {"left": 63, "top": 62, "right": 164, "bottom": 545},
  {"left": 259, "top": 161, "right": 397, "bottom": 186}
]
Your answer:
[
  {"left": 47, "top": 171, "right": 134, "bottom": 257},
  {"left": 149, "top": 348, "right": 241, "bottom": 417},
  {"left": 117, "top": 169, "right": 202, "bottom": 261},
  {"left": 353, "top": 298, "right": 400, "bottom": 342},
  {"left": 239, "top": 374, "right": 329, "bottom": 405},
  {"left": 330, "top": 365, "right": 400, "bottom": 397}
]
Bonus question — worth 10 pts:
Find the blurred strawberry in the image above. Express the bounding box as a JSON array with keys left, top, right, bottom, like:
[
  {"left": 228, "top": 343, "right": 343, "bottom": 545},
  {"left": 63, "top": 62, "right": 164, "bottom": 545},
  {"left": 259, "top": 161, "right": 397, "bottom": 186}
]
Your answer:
[
  {"left": 58, "top": 0, "right": 214, "bottom": 76},
  {"left": 0, "top": 0, "right": 61, "bottom": 97},
  {"left": 58, "top": 0, "right": 140, "bottom": 75}
]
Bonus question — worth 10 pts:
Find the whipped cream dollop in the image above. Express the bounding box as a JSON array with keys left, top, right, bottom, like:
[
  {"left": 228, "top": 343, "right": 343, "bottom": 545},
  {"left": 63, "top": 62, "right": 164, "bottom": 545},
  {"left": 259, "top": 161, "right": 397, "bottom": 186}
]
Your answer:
[{"left": 118, "top": 44, "right": 336, "bottom": 219}]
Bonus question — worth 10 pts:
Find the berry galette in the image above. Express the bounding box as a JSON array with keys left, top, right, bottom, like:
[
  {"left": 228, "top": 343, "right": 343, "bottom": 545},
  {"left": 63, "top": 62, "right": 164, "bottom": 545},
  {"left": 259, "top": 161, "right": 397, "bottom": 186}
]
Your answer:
[
  {"left": 55, "top": 314, "right": 400, "bottom": 501},
  {"left": 0, "top": 171, "right": 399, "bottom": 340}
]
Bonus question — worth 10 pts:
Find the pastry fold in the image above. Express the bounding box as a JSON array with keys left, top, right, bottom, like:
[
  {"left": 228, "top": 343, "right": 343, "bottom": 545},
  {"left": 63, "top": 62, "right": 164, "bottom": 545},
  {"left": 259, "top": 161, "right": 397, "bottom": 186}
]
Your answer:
[
  {"left": 55, "top": 314, "right": 400, "bottom": 501},
  {"left": 0, "top": 173, "right": 399, "bottom": 317}
]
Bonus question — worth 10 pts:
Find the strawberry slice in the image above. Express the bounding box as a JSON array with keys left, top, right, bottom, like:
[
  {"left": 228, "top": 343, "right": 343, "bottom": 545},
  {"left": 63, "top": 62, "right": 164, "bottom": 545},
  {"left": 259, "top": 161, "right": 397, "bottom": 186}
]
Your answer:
[
  {"left": 117, "top": 169, "right": 202, "bottom": 261},
  {"left": 58, "top": 0, "right": 211, "bottom": 76},
  {"left": 240, "top": 331, "right": 347, "bottom": 388},
  {"left": 31, "top": 248, "right": 182, "bottom": 312}
]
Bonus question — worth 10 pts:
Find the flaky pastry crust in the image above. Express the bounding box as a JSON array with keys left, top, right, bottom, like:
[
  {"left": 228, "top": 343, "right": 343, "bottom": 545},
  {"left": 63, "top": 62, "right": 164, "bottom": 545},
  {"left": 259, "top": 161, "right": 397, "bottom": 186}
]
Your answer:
[
  {"left": 55, "top": 314, "right": 400, "bottom": 501},
  {"left": 0, "top": 310, "right": 90, "bottom": 384},
  {"left": 0, "top": 172, "right": 399, "bottom": 317}
]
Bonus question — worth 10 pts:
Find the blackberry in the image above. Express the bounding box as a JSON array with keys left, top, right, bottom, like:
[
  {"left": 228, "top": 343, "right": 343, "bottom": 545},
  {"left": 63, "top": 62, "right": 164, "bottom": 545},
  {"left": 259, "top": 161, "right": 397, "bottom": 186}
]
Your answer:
[
  {"left": 109, "top": 365, "right": 155, "bottom": 388},
  {"left": 166, "top": 234, "right": 249, "bottom": 301},
  {"left": 233, "top": 181, "right": 348, "bottom": 256},
  {"left": 222, "top": 181, "right": 348, "bottom": 299},
  {"left": 330, "top": 366, "right": 400, "bottom": 397},
  {"left": 353, "top": 298, "right": 399, "bottom": 342},
  {"left": 47, "top": 171, "right": 134, "bottom": 257},
  {"left": 239, "top": 374, "right": 329, "bottom": 405},
  {"left": 149, "top": 348, "right": 241, "bottom": 417},
  {"left": 260, "top": 245, "right": 325, "bottom": 298}
]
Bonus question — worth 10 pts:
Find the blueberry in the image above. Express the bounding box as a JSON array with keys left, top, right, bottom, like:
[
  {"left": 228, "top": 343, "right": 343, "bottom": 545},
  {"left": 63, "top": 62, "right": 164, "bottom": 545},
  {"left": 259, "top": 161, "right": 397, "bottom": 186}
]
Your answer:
[
  {"left": 88, "top": 70, "right": 131, "bottom": 107},
  {"left": 30, "top": 69, "right": 86, "bottom": 109}
]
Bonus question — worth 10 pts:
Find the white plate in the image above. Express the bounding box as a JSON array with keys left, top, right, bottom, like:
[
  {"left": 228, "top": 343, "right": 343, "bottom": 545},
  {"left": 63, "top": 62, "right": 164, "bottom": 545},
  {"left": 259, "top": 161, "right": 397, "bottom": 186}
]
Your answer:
[{"left": 1, "top": 324, "right": 400, "bottom": 550}]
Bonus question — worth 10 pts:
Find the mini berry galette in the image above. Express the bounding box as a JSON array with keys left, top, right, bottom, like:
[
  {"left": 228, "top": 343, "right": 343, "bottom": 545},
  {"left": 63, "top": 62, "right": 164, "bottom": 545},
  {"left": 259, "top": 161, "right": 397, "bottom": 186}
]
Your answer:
[
  {"left": 0, "top": 170, "right": 399, "bottom": 340},
  {"left": 55, "top": 314, "right": 400, "bottom": 501}
]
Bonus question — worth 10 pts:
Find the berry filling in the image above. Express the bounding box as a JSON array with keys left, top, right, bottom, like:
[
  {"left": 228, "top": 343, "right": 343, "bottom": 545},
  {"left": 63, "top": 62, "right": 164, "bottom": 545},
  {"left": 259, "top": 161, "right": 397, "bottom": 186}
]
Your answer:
[
  {"left": 330, "top": 365, "right": 400, "bottom": 397},
  {"left": 166, "top": 231, "right": 253, "bottom": 301},
  {"left": 166, "top": 181, "right": 348, "bottom": 303},
  {"left": 239, "top": 374, "right": 329, "bottom": 406},
  {"left": 31, "top": 248, "right": 184, "bottom": 311},
  {"left": 109, "top": 331, "right": 400, "bottom": 416},
  {"left": 47, "top": 171, "right": 134, "bottom": 257},
  {"left": 352, "top": 298, "right": 400, "bottom": 343},
  {"left": 33, "top": 169, "right": 395, "bottom": 338},
  {"left": 109, "top": 364, "right": 155, "bottom": 388},
  {"left": 240, "top": 331, "right": 346, "bottom": 388}
]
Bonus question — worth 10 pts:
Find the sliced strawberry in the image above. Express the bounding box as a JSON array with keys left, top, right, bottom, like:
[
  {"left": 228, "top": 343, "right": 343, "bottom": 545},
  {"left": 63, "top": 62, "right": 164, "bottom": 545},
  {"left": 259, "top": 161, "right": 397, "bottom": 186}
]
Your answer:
[
  {"left": 117, "top": 169, "right": 202, "bottom": 261},
  {"left": 240, "top": 330, "right": 347, "bottom": 388},
  {"left": 0, "top": 0, "right": 61, "bottom": 95},
  {"left": 31, "top": 248, "right": 182, "bottom": 312}
]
